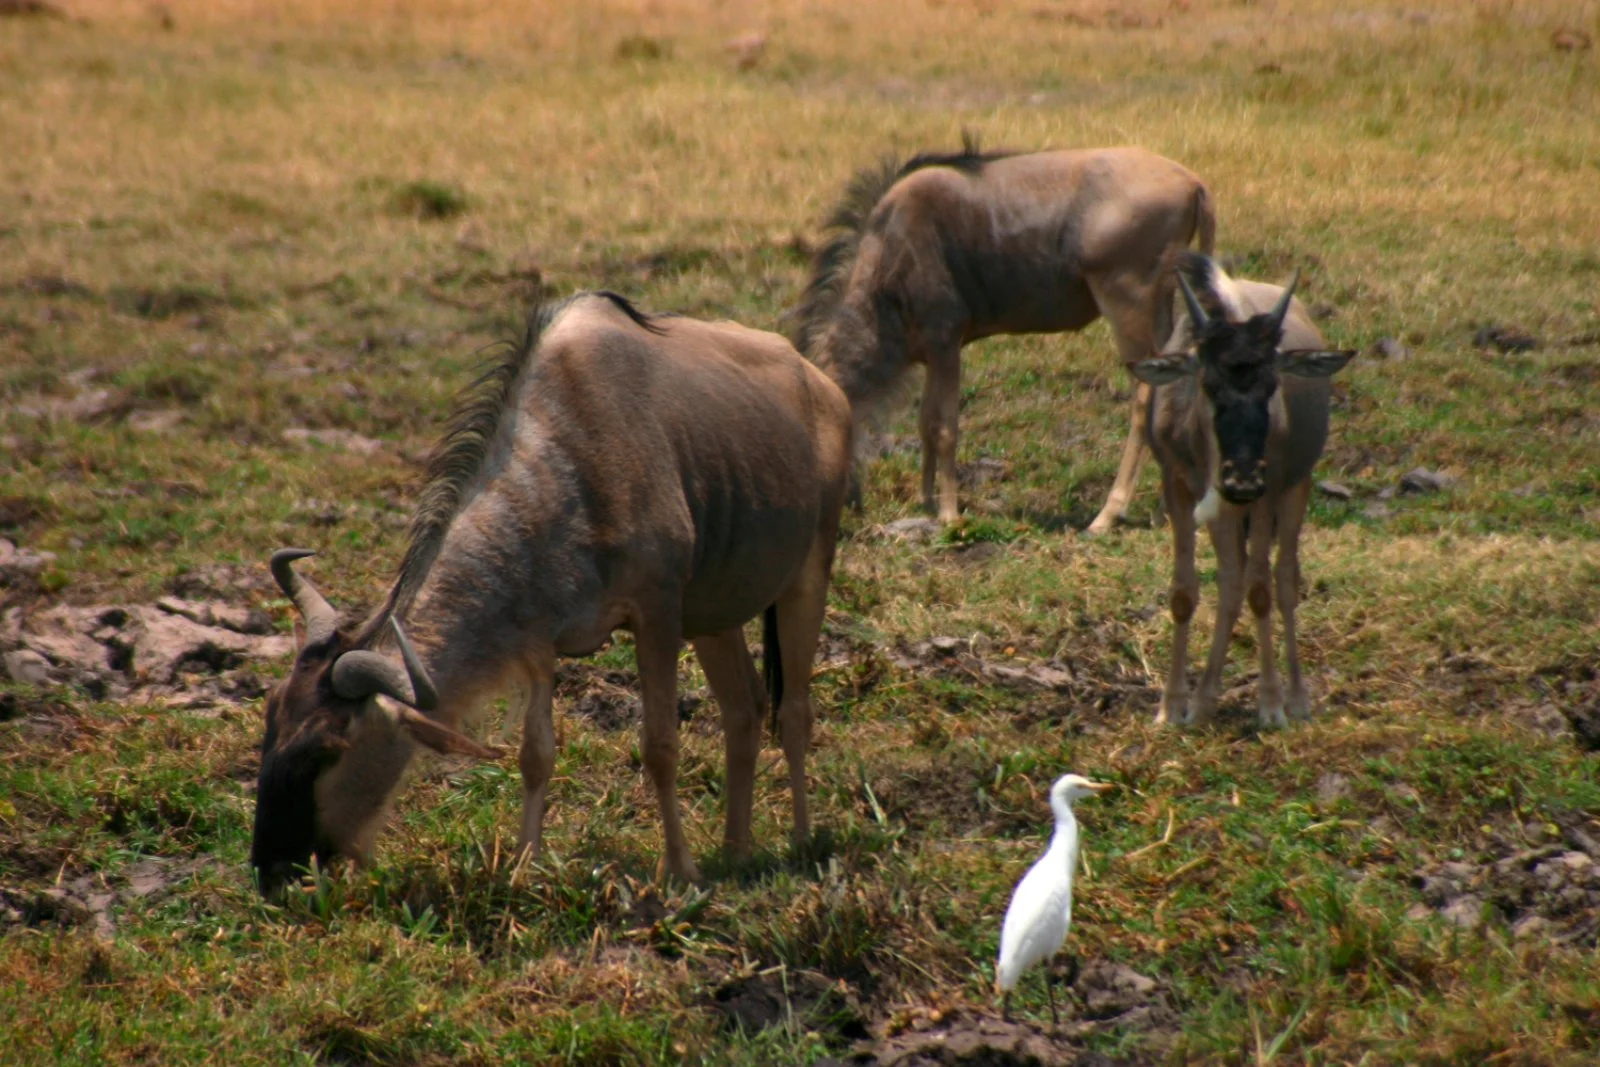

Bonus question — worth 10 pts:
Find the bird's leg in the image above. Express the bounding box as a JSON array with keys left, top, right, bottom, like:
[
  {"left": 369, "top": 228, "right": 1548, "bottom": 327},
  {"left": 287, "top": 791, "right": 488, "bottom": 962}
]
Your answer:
[
  {"left": 1064, "top": 953, "right": 1080, "bottom": 991},
  {"left": 1045, "top": 969, "right": 1058, "bottom": 1026},
  {"left": 1002, "top": 990, "right": 1011, "bottom": 1022}
]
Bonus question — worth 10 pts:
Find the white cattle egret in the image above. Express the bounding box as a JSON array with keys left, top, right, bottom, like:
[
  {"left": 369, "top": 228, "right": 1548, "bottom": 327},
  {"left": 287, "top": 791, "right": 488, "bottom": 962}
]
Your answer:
[{"left": 995, "top": 773, "right": 1113, "bottom": 1022}]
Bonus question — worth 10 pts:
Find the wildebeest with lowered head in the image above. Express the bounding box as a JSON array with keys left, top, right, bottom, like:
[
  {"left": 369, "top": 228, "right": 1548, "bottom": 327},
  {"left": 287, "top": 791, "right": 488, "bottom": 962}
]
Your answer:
[
  {"left": 794, "top": 137, "right": 1215, "bottom": 531},
  {"left": 252, "top": 291, "right": 853, "bottom": 895},
  {"left": 1129, "top": 253, "right": 1354, "bottom": 729}
]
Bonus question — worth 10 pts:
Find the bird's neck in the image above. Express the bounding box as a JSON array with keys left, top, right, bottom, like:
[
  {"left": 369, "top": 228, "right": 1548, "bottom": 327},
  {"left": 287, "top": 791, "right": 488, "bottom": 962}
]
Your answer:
[{"left": 1048, "top": 808, "right": 1080, "bottom": 860}]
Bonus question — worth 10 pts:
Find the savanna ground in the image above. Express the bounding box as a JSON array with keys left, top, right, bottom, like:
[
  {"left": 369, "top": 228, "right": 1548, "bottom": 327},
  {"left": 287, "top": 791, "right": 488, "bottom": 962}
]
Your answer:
[{"left": 2, "top": 0, "right": 1599, "bottom": 1063}]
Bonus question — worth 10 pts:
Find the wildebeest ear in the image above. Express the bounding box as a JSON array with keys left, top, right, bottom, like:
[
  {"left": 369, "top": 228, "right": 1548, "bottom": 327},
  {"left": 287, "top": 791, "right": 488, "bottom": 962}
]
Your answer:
[
  {"left": 392, "top": 704, "right": 502, "bottom": 760},
  {"left": 1276, "top": 349, "right": 1356, "bottom": 378},
  {"left": 1128, "top": 353, "right": 1197, "bottom": 386}
]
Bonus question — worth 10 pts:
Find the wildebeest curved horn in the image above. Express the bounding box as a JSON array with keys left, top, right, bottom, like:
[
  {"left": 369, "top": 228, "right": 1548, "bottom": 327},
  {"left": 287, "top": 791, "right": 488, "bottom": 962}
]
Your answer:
[
  {"left": 330, "top": 649, "right": 417, "bottom": 706},
  {"left": 1176, "top": 270, "right": 1209, "bottom": 332},
  {"left": 1269, "top": 269, "right": 1301, "bottom": 330},
  {"left": 389, "top": 618, "right": 439, "bottom": 711},
  {"left": 271, "top": 548, "right": 337, "bottom": 646}
]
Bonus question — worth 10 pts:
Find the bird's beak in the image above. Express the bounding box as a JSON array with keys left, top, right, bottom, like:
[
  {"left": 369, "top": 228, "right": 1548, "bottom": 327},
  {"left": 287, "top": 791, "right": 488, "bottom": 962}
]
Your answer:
[{"left": 1084, "top": 781, "right": 1115, "bottom": 795}]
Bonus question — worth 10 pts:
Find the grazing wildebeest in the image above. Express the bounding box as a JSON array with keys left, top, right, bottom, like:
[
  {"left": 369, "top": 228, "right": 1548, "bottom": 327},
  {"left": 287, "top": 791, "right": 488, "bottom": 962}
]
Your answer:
[
  {"left": 793, "top": 138, "right": 1215, "bottom": 531},
  {"left": 1128, "top": 253, "right": 1354, "bottom": 728},
  {"left": 251, "top": 291, "right": 852, "bottom": 896}
]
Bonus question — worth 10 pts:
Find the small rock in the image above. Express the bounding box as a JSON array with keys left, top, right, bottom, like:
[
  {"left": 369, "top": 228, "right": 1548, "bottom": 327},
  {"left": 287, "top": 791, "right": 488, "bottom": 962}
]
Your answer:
[
  {"left": 127, "top": 409, "right": 184, "bottom": 434},
  {"left": 1513, "top": 914, "right": 1552, "bottom": 939},
  {"left": 1440, "top": 894, "right": 1484, "bottom": 930},
  {"left": 1363, "top": 502, "right": 1391, "bottom": 520},
  {"left": 155, "top": 596, "right": 274, "bottom": 635},
  {"left": 1316, "top": 480, "right": 1354, "bottom": 500},
  {"left": 1371, "top": 337, "right": 1410, "bottom": 360},
  {"left": 0, "top": 544, "right": 56, "bottom": 580},
  {"left": 1513, "top": 702, "right": 1573, "bottom": 741},
  {"left": 1077, "top": 961, "right": 1158, "bottom": 1020},
  {"left": 987, "top": 661, "right": 1075, "bottom": 692},
  {"left": 2, "top": 649, "right": 52, "bottom": 685},
  {"left": 1315, "top": 772, "right": 1350, "bottom": 804},
  {"left": 882, "top": 517, "right": 941, "bottom": 543},
  {"left": 62, "top": 388, "right": 131, "bottom": 423},
  {"left": 929, "top": 635, "right": 963, "bottom": 655},
  {"left": 282, "top": 427, "right": 384, "bottom": 456},
  {"left": 1399, "top": 468, "right": 1456, "bottom": 495}
]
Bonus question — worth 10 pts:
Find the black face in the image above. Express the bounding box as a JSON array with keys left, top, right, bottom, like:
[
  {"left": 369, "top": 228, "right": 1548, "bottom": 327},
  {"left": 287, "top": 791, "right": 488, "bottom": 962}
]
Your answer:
[
  {"left": 251, "top": 644, "right": 349, "bottom": 899},
  {"left": 1196, "top": 314, "right": 1284, "bottom": 505}
]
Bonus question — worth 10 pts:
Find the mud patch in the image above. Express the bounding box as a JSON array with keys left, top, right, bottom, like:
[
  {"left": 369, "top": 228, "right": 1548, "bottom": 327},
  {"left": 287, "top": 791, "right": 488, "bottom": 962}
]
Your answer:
[
  {"left": 1, "top": 598, "right": 289, "bottom": 706},
  {"left": 1, "top": 855, "right": 210, "bottom": 938},
  {"left": 885, "top": 635, "right": 1146, "bottom": 723},
  {"left": 847, "top": 1001, "right": 1168, "bottom": 1064},
  {"left": 836, "top": 963, "right": 1172, "bottom": 1065},
  {"left": 711, "top": 967, "right": 868, "bottom": 1045},
  {"left": 557, "top": 664, "right": 642, "bottom": 731},
  {"left": 1410, "top": 814, "right": 1600, "bottom": 945}
]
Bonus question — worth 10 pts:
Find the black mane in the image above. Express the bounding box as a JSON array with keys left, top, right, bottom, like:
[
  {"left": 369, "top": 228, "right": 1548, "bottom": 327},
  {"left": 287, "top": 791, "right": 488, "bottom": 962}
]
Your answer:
[
  {"left": 360, "top": 291, "right": 661, "bottom": 642},
  {"left": 791, "top": 131, "right": 1010, "bottom": 358}
]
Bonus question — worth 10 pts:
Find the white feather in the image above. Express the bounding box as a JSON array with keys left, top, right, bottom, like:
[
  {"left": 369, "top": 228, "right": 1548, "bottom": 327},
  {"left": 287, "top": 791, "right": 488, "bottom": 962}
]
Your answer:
[
  {"left": 1193, "top": 485, "right": 1221, "bottom": 525},
  {"left": 995, "top": 774, "right": 1109, "bottom": 993}
]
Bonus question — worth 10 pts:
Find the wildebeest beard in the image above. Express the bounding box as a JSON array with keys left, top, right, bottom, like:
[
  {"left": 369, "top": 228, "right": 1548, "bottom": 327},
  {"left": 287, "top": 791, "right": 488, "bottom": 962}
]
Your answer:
[{"left": 251, "top": 702, "right": 340, "bottom": 896}]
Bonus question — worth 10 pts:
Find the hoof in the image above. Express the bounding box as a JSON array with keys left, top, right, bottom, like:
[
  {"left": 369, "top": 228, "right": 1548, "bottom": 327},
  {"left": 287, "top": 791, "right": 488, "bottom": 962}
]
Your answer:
[{"left": 1286, "top": 691, "right": 1314, "bottom": 722}]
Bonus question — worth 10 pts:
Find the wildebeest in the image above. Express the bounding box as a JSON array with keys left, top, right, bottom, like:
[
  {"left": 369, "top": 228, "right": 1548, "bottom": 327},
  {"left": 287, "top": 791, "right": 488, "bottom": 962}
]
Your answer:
[
  {"left": 1128, "top": 253, "right": 1354, "bottom": 728},
  {"left": 252, "top": 291, "right": 853, "bottom": 895},
  {"left": 793, "top": 138, "right": 1214, "bottom": 531}
]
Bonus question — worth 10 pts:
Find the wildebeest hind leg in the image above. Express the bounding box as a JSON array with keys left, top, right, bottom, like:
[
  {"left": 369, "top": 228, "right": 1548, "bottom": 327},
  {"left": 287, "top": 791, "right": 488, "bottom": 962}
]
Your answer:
[
  {"left": 1089, "top": 383, "right": 1152, "bottom": 536},
  {"left": 919, "top": 351, "right": 962, "bottom": 523},
  {"left": 1088, "top": 270, "right": 1161, "bottom": 535},
  {"left": 516, "top": 673, "right": 556, "bottom": 861},
  {"left": 637, "top": 616, "right": 699, "bottom": 883},
  {"left": 691, "top": 629, "right": 764, "bottom": 863},
  {"left": 773, "top": 539, "right": 833, "bottom": 849}
]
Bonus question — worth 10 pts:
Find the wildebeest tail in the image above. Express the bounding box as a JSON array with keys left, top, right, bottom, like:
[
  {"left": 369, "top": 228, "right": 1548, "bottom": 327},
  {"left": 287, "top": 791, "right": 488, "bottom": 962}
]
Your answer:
[
  {"left": 763, "top": 603, "right": 783, "bottom": 738},
  {"left": 1192, "top": 184, "right": 1216, "bottom": 256}
]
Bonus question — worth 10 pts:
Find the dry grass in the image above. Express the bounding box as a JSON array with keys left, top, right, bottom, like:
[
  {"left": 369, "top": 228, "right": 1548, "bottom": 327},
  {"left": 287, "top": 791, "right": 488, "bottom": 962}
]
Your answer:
[{"left": 3, "top": 0, "right": 1600, "bottom": 1063}]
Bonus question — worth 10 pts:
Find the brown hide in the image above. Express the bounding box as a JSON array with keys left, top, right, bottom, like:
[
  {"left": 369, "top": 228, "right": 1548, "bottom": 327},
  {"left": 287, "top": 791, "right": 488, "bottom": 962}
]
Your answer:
[
  {"left": 1135, "top": 256, "right": 1354, "bottom": 730},
  {"left": 254, "top": 292, "right": 851, "bottom": 894},
  {"left": 796, "top": 141, "right": 1215, "bottom": 530}
]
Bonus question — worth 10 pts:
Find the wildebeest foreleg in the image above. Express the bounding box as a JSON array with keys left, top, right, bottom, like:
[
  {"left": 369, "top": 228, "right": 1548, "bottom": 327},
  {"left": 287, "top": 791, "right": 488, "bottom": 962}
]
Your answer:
[
  {"left": 1156, "top": 472, "right": 1198, "bottom": 727},
  {"left": 516, "top": 673, "right": 557, "bottom": 860},
  {"left": 1192, "top": 509, "right": 1247, "bottom": 725},
  {"left": 637, "top": 619, "right": 698, "bottom": 883},
  {"left": 691, "top": 629, "right": 764, "bottom": 862},
  {"left": 920, "top": 351, "right": 962, "bottom": 523},
  {"left": 1276, "top": 480, "right": 1313, "bottom": 720},
  {"left": 1245, "top": 497, "right": 1286, "bottom": 729}
]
